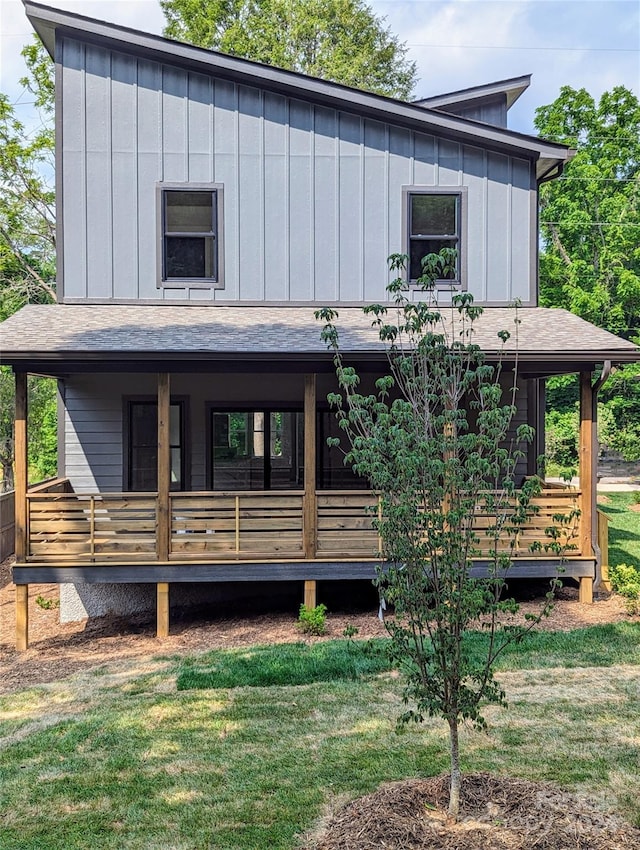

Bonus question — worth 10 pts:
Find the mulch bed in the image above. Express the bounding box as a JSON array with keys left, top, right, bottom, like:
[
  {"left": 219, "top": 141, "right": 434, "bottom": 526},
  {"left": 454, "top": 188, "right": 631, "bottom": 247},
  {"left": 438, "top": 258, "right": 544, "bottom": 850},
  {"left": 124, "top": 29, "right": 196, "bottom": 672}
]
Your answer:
[{"left": 308, "top": 773, "right": 640, "bottom": 849}]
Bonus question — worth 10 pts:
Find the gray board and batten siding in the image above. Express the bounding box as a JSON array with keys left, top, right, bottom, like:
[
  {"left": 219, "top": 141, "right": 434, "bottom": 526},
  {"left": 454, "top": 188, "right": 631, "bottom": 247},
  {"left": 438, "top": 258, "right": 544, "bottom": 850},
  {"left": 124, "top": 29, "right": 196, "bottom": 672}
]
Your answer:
[
  {"left": 62, "top": 372, "right": 531, "bottom": 495},
  {"left": 59, "top": 36, "right": 536, "bottom": 307}
]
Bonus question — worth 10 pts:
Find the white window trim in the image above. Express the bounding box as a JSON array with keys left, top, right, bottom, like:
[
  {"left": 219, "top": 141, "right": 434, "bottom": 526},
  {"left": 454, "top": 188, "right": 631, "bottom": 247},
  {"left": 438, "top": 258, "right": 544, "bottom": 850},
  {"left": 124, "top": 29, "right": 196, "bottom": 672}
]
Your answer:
[{"left": 156, "top": 182, "right": 225, "bottom": 289}]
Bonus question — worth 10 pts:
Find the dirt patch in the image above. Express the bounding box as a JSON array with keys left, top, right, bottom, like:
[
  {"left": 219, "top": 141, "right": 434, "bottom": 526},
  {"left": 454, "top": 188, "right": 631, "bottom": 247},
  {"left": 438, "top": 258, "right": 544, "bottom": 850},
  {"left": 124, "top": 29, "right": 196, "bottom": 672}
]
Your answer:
[
  {"left": 307, "top": 773, "right": 640, "bottom": 850},
  {"left": 0, "top": 556, "right": 635, "bottom": 694}
]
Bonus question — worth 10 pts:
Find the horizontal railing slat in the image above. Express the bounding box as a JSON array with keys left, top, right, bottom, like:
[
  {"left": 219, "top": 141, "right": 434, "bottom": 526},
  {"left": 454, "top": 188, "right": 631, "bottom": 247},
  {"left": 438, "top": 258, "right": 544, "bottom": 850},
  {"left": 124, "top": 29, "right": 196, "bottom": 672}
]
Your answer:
[{"left": 25, "top": 487, "right": 581, "bottom": 564}]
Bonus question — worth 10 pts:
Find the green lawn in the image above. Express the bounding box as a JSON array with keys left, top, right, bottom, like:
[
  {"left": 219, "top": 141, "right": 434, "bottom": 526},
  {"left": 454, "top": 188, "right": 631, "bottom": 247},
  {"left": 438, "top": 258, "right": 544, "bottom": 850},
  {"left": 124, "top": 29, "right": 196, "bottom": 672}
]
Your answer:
[
  {"left": 598, "top": 491, "right": 640, "bottom": 568},
  {"left": 1, "top": 625, "right": 639, "bottom": 850}
]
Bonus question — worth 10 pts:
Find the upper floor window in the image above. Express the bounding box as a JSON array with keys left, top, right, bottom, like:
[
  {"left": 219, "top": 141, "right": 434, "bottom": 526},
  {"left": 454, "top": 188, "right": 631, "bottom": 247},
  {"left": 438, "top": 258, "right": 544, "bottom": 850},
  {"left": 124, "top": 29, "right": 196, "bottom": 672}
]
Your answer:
[
  {"left": 405, "top": 188, "right": 466, "bottom": 286},
  {"left": 158, "top": 184, "right": 224, "bottom": 287}
]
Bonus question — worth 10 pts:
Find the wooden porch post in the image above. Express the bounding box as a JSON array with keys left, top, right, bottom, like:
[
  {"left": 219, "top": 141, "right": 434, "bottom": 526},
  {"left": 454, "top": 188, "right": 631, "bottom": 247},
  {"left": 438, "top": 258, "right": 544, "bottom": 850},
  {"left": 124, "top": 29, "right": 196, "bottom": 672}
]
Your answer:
[
  {"left": 157, "top": 374, "right": 171, "bottom": 636},
  {"left": 157, "top": 373, "right": 170, "bottom": 562},
  {"left": 579, "top": 371, "right": 594, "bottom": 604},
  {"left": 15, "top": 371, "right": 28, "bottom": 562},
  {"left": 15, "top": 371, "right": 29, "bottom": 650},
  {"left": 303, "top": 374, "right": 317, "bottom": 606}
]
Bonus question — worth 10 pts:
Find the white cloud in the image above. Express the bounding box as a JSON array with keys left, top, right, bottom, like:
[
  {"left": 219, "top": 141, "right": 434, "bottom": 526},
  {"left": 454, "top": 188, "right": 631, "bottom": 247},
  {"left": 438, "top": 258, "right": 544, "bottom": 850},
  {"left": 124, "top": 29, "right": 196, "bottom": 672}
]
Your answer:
[
  {"left": 0, "top": 0, "right": 165, "bottom": 105},
  {"left": 371, "top": 0, "right": 640, "bottom": 132}
]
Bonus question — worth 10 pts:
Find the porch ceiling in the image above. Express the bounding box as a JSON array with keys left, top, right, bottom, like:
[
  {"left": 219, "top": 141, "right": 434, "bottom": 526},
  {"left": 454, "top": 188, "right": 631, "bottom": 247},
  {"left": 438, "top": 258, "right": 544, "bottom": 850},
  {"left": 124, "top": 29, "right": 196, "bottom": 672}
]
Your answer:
[{"left": 1, "top": 303, "right": 638, "bottom": 375}]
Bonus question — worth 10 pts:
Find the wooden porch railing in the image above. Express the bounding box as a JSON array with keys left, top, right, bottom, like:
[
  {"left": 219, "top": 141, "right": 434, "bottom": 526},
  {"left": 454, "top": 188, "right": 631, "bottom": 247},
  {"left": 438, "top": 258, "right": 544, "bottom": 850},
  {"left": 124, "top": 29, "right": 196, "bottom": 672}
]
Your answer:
[
  {"left": 24, "top": 481, "right": 583, "bottom": 563},
  {"left": 170, "top": 492, "right": 305, "bottom": 559}
]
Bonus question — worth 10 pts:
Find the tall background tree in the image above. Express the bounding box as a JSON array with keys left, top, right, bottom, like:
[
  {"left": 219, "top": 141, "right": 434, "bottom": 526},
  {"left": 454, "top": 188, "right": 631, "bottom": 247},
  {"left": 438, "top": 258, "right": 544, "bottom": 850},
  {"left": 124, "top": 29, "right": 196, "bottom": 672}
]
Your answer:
[
  {"left": 160, "top": 0, "right": 417, "bottom": 98},
  {"left": 535, "top": 86, "right": 640, "bottom": 466},
  {"left": 0, "top": 41, "right": 57, "bottom": 490}
]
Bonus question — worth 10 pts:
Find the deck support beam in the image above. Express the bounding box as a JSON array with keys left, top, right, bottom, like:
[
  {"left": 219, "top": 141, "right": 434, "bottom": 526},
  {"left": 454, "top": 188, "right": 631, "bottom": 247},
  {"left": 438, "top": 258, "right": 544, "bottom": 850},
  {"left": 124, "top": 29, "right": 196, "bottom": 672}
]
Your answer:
[
  {"left": 579, "top": 371, "right": 594, "bottom": 604},
  {"left": 157, "top": 582, "right": 169, "bottom": 638},
  {"left": 157, "top": 373, "right": 171, "bottom": 562},
  {"left": 304, "top": 579, "right": 317, "bottom": 609},
  {"left": 16, "top": 584, "right": 28, "bottom": 651},
  {"left": 578, "top": 576, "right": 593, "bottom": 604}
]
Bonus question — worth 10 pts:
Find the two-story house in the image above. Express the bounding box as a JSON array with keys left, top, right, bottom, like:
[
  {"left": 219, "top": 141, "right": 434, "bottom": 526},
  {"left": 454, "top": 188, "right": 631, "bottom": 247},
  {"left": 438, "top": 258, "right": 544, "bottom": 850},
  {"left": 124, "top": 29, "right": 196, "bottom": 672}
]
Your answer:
[{"left": 3, "top": 1, "right": 639, "bottom": 648}]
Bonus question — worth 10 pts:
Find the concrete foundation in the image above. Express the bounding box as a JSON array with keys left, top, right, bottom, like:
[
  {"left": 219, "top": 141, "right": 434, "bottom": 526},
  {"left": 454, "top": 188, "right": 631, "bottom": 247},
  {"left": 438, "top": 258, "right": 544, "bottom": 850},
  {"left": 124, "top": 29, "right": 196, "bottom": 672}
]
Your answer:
[{"left": 58, "top": 580, "right": 307, "bottom": 623}]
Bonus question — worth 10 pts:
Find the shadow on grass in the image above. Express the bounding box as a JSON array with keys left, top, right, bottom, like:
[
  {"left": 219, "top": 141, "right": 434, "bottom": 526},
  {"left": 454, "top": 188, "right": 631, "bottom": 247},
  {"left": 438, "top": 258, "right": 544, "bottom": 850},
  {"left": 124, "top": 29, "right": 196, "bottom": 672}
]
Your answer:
[
  {"left": 177, "top": 638, "right": 391, "bottom": 689},
  {"left": 177, "top": 623, "right": 640, "bottom": 691}
]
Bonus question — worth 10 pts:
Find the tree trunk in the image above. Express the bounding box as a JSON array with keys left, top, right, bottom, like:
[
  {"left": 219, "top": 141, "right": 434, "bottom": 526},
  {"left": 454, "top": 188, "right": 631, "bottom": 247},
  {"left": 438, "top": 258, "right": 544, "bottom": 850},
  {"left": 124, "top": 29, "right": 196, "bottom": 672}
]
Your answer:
[
  {"left": 1, "top": 459, "right": 14, "bottom": 493},
  {"left": 448, "top": 717, "right": 461, "bottom": 819}
]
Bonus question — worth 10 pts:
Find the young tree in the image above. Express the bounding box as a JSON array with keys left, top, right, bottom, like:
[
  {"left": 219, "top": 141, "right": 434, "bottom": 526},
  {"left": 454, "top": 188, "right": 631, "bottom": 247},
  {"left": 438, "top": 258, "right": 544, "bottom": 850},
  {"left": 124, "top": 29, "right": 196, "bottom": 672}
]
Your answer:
[
  {"left": 317, "top": 252, "right": 569, "bottom": 818},
  {"left": 160, "top": 0, "right": 417, "bottom": 98}
]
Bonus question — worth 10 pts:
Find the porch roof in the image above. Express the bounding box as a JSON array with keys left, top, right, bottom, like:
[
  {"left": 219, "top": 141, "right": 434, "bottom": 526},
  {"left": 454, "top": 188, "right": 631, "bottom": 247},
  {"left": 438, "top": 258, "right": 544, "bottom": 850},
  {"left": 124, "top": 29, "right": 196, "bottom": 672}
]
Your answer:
[{"left": 1, "top": 303, "right": 638, "bottom": 375}]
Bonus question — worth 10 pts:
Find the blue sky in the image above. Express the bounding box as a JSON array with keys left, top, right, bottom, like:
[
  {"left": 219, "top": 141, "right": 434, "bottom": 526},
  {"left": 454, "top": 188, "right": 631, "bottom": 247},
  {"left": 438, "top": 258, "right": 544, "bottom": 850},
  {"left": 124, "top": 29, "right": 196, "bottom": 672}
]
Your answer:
[{"left": 1, "top": 0, "right": 639, "bottom": 134}]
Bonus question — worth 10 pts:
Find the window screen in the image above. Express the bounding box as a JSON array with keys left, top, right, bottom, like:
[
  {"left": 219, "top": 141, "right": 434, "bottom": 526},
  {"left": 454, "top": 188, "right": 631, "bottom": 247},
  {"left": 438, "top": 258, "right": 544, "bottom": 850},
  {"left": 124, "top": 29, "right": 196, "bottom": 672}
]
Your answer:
[
  {"left": 408, "top": 192, "right": 461, "bottom": 282},
  {"left": 163, "top": 190, "right": 218, "bottom": 281}
]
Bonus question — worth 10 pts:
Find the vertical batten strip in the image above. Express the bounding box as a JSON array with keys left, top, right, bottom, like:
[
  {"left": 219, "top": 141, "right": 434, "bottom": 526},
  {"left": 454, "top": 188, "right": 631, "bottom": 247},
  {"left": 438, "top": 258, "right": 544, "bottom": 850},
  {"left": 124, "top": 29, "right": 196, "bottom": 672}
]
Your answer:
[
  {"left": 359, "top": 117, "right": 365, "bottom": 300},
  {"left": 157, "top": 372, "right": 171, "bottom": 561},
  {"left": 334, "top": 112, "right": 340, "bottom": 300},
  {"left": 309, "top": 106, "right": 316, "bottom": 300},
  {"left": 285, "top": 97, "right": 291, "bottom": 299}
]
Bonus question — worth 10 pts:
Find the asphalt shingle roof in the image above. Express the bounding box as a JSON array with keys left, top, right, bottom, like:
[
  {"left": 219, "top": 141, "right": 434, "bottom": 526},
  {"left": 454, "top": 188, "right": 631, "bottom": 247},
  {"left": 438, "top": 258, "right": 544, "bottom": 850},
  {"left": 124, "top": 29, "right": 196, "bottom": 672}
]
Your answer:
[{"left": 1, "top": 304, "right": 638, "bottom": 363}]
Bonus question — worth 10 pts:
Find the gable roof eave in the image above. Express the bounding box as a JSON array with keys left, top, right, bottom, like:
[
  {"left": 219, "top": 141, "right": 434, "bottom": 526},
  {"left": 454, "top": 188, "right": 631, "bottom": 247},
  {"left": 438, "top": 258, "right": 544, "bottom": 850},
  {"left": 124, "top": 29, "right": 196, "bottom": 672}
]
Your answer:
[
  {"left": 24, "top": 1, "right": 571, "bottom": 178},
  {"left": 414, "top": 75, "right": 532, "bottom": 113}
]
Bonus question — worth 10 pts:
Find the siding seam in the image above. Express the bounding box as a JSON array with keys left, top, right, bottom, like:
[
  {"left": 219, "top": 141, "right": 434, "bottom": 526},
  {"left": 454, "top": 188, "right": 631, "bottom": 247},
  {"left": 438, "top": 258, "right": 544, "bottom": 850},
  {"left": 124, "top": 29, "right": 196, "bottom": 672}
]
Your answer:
[
  {"left": 133, "top": 60, "right": 140, "bottom": 299},
  {"left": 483, "top": 150, "right": 488, "bottom": 303},
  {"left": 508, "top": 157, "right": 513, "bottom": 302}
]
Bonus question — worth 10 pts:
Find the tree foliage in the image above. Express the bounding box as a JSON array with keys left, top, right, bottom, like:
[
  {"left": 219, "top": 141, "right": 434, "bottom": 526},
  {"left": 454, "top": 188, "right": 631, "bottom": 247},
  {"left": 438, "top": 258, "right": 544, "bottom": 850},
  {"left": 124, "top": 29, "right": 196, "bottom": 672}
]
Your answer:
[
  {"left": 160, "top": 0, "right": 417, "bottom": 98},
  {"left": 0, "top": 39, "right": 57, "bottom": 490},
  {"left": 317, "top": 251, "right": 566, "bottom": 818},
  {"left": 0, "top": 372, "right": 58, "bottom": 491},
  {"left": 536, "top": 87, "right": 640, "bottom": 462},
  {"left": 535, "top": 85, "right": 640, "bottom": 338},
  {"left": 0, "top": 40, "right": 56, "bottom": 316}
]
